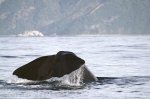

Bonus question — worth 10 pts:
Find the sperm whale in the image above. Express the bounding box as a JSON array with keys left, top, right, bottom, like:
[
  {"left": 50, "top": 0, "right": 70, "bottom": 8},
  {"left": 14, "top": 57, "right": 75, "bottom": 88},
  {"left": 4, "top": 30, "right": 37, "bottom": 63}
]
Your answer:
[{"left": 13, "top": 51, "right": 97, "bottom": 82}]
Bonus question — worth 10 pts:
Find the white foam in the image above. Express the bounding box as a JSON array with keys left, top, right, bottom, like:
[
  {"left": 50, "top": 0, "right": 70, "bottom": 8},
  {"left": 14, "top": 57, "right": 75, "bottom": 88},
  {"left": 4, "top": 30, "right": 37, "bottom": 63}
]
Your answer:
[{"left": 17, "top": 30, "right": 44, "bottom": 37}]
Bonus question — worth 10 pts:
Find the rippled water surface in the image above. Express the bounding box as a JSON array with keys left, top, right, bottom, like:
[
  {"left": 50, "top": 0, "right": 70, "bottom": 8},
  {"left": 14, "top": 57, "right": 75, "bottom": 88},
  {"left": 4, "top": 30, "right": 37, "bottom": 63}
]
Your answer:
[{"left": 0, "top": 35, "right": 150, "bottom": 99}]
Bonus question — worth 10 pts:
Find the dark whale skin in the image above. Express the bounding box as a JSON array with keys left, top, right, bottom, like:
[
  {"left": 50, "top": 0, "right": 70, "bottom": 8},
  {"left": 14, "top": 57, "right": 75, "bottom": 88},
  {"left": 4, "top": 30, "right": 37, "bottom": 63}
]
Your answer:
[{"left": 13, "top": 51, "right": 85, "bottom": 81}]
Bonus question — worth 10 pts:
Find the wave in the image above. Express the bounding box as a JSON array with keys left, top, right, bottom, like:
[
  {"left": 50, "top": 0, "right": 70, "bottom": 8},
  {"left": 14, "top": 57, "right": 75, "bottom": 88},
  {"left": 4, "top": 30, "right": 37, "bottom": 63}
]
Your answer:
[
  {"left": 0, "top": 55, "right": 23, "bottom": 58},
  {"left": 2, "top": 64, "right": 150, "bottom": 90},
  {"left": 0, "top": 75, "right": 149, "bottom": 90},
  {"left": 22, "top": 55, "right": 41, "bottom": 57},
  {"left": 97, "top": 76, "right": 150, "bottom": 86},
  {"left": 0, "top": 55, "right": 41, "bottom": 59}
]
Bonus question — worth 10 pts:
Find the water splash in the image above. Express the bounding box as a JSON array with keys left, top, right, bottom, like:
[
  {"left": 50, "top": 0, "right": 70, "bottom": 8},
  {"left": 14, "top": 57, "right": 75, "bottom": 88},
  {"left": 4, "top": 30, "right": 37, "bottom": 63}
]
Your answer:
[
  {"left": 47, "top": 65, "right": 85, "bottom": 86},
  {"left": 7, "top": 75, "right": 35, "bottom": 84},
  {"left": 7, "top": 65, "right": 85, "bottom": 87}
]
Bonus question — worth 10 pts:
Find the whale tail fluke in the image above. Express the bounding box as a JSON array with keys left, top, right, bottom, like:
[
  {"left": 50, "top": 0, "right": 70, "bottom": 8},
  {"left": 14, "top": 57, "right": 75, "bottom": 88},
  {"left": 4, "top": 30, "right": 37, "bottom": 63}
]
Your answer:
[
  {"left": 13, "top": 55, "right": 55, "bottom": 81},
  {"left": 13, "top": 51, "right": 85, "bottom": 81}
]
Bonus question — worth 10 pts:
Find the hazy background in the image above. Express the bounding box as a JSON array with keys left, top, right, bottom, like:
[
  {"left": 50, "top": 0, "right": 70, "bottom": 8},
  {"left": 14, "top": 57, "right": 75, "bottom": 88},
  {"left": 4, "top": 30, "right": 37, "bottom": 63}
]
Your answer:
[{"left": 0, "top": 0, "right": 150, "bottom": 36}]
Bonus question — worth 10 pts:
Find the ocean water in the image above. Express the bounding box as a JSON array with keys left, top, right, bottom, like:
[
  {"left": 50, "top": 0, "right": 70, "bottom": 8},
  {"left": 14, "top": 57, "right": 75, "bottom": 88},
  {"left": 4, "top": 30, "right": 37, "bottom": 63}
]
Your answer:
[{"left": 0, "top": 35, "right": 150, "bottom": 99}]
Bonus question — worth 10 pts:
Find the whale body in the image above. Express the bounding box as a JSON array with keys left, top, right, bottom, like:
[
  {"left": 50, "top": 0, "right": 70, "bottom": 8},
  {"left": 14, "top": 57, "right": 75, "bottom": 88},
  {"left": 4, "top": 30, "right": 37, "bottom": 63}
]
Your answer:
[{"left": 13, "top": 51, "right": 97, "bottom": 82}]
